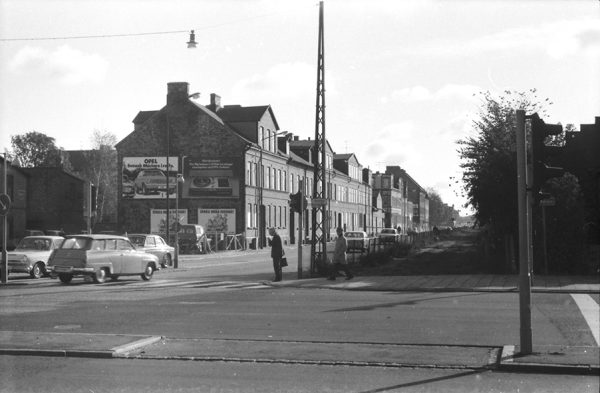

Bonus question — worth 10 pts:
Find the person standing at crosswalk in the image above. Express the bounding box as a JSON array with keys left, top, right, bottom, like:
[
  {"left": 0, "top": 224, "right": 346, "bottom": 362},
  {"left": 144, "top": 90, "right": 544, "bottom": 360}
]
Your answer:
[{"left": 269, "top": 227, "right": 283, "bottom": 282}]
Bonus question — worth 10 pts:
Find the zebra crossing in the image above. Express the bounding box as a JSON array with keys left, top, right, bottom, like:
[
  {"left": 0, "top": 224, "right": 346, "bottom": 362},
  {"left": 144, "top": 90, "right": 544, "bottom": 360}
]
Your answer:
[
  {"left": 137, "top": 279, "right": 270, "bottom": 290},
  {"left": 8, "top": 277, "right": 271, "bottom": 291}
]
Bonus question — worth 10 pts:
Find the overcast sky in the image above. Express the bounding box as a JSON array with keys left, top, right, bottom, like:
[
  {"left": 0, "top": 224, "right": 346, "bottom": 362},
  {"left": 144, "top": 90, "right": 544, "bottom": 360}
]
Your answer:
[{"left": 1, "top": 0, "right": 599, "bottom": 215}]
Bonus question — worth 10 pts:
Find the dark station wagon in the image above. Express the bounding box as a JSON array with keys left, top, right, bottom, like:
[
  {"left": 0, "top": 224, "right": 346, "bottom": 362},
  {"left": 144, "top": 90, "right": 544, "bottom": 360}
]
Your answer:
[{"left": 48, "top": 234, "right": 160, "bottom": 284}]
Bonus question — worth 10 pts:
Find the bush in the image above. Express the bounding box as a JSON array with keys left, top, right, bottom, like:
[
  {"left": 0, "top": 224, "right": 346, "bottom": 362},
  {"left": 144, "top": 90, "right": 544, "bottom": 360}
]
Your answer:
[{"left": 359, "top": 248, "right": 393, "bottom": 267}]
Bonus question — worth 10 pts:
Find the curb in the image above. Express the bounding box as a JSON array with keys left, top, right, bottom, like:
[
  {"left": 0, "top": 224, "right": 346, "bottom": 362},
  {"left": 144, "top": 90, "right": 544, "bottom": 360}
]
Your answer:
[
  {"left": 267, "top": 281, "right": 600, "bottom": 294},
  {"left": 0, "top": 335, "right": 163, "bottom": 359},
  {"left": 498, "top": 345, "right": 600, "bottom": 376}
]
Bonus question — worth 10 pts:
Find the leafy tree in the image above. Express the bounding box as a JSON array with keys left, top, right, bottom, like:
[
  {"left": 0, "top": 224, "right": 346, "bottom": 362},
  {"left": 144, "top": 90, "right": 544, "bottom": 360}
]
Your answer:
[
  {"left": 71, "top": 130, "right": 118, "bottom": 228},
  {"left": 457, "top": 89, "right": 550, "bottom": 271},
  {"left": 10, "top": 131, "right": 72, "bottom": 169},
  {"left": 426, "top": 188, "right": 455, "bottom": 227}
]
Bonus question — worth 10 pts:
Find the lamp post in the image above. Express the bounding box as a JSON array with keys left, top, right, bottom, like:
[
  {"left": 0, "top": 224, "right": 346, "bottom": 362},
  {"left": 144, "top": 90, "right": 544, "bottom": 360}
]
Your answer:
[{"left": 174, "top": 172, "right": 184, "bottom": 268}]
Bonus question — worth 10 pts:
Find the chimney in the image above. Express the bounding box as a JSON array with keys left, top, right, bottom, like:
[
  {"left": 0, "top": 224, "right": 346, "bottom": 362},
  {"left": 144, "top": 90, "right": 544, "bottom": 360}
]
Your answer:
[
  {"left": 293, "top": 136, "right": 299, "bottom": 141},
  {"left": 207, "top": 93, "right": 222, "bottom": 112},
  {"left": 167, "top": 82, "right": 189, "bottom": 105}
]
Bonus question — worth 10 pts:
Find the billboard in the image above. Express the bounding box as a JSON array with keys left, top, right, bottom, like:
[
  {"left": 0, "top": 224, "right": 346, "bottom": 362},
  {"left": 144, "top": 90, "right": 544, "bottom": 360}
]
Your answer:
[
  {"left": 122, "top": 157, "right": 178, "bottom": 199},
  {"left": 150, "top": 209, "right": 188, "bottom": 235},
  {"left": 183, "top": 157, "right": 239, "bottom": 198},
  {"left": 198, "top": 209, "right": 236, "bottom": 235}
]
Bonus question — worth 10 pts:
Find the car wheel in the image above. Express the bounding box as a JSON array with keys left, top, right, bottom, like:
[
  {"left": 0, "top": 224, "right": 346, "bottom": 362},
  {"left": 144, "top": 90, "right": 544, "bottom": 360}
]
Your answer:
[
  {"left": 161, "top": 254, "right": 172, "bottom": 268},
  {"left": 58, "top": 274, "right": 73, "bottom": 284},
  {"left": 93, "top": 268, "right": 108, "bottom": 284},
  {"left": 141, "top": 264, "right": 154, "bottom": 281},
  {"left": 30, "top": 262, "right": 45, "bottom": 279}
]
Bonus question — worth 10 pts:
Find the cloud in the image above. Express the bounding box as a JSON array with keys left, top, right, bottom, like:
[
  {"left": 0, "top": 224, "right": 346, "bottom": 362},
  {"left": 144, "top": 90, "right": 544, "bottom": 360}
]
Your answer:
[
  {"left": 9, "top": 45, "right": 109, "bottom": 84},
  {"left": 385, "top": 84, "right": 480, "bottom": 104},
  {"left": 399, "top": 18, "right": 600, "bottom": 59},
  {"left": 231, "top": 62, "right": 318, "bottom": 102}
]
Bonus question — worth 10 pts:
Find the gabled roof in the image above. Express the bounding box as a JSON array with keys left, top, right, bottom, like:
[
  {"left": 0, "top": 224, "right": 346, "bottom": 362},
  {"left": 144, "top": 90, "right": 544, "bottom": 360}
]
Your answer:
[
  {"left": 132, "top": 110, "right": 158, "bottom": 125},
  {"left": 334, "top": 153, "right": 361, "bottom": 167},
  {"left": 288, "top": 150, "right": 312, "bottom": 167},
  {"left": 218, "top": 105, "right": 280, "bottom": 130},
  {"left": 289, "top": 138, "right": 335, "bottom": 153}
]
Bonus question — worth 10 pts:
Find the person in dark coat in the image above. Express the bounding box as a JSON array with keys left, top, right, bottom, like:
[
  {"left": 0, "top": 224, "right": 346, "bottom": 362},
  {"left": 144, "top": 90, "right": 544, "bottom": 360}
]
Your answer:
[{"left": 269, "top": 227, "right": 283, "bottom": 282}]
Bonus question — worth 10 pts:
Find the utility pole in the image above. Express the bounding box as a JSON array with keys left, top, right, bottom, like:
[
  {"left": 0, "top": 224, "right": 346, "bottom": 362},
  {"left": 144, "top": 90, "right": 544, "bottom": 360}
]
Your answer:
[
  {"left": 516, "top": 109, "right": 533, "bottom": 354},
  {"left": 311, "top": 0, "right": 327, "bottom": 274},
  {"left": 298, "top": 179, "right": 304, "bottom": 279}
]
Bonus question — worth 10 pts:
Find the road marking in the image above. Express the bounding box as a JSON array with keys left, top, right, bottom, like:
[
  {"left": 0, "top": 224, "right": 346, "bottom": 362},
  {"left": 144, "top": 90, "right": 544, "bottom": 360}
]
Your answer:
[{"left": 571, "top": 294, "right": 600, "bottom": 346}]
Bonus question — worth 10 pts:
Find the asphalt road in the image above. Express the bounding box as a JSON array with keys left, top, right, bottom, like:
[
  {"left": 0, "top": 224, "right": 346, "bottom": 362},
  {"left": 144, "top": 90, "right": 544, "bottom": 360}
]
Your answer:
[{"left": 1, "top": 251, "right": 598, "bottom": 392}]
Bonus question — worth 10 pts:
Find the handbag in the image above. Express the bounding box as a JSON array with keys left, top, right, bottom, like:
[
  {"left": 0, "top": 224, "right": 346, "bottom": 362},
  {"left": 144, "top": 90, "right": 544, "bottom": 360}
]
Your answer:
[{"left": 280, "top": 257, "right": 288, "bottom": 267}]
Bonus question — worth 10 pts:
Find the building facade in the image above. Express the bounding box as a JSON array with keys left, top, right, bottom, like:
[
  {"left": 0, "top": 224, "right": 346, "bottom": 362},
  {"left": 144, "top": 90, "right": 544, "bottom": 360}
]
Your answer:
[{"left": 115, "top": 82, "right": 430, "bottom": 247}]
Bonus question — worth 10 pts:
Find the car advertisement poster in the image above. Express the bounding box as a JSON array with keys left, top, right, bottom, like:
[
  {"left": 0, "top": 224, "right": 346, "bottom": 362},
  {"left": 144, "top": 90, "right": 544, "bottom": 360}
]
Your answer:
[
  {"left": 150, "top": 209, "right": 188, "bottom": 235},
  {"left": 122, "top": 157, "right": 179, "bottom": 199},
  {"left": 197, "top": 209, "right": 236, "bottom": 235},
  {"left": 183, "top": 157, "right": 239, "bottom": 198}
]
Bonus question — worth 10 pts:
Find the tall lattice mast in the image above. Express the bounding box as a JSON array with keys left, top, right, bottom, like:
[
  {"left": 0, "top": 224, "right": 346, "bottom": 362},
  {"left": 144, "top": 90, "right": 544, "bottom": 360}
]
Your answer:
[{"left": 311, "top": 0, "right": 327, "bottom": 274}]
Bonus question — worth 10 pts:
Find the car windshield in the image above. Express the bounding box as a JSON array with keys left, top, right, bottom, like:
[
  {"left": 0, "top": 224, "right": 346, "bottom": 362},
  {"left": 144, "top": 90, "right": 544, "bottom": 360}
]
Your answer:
[
  {"left": 128, "top": 236, "right": 146, "bottom": 246},
  {"left": 346, "top": 233, "right": 361, "bottom": 238},
  {"left": 382, "top": 229, "right": 395, "bottom": 234},
  {"left": 17, "top": 238, "right": 52, "bottom": 251},
  {"left": 61, "top": 238, "right": 91, "bottom": 250}
]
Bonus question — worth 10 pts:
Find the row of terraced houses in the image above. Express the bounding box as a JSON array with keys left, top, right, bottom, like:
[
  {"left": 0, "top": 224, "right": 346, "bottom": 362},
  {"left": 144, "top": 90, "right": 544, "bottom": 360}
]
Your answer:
[{"left": 116, "top": 82, "right": 430, "bottom": 247}]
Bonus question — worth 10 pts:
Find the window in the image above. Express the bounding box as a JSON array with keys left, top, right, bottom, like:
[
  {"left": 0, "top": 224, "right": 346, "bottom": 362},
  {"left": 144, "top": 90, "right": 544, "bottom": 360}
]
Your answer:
[
  {"left": 117, "top": 239, "right": 134, "bottom": 251},
  {"left": 259, "top": 127, "right": 264, "bottom": 148},
  {"left": 146, "top": 237, "right": 156, "bottom": 246},
  {"left": 247, "top": 203, "right": 252, "bottom": 228},
  {"left": 91, "top": 240, "right": 105, "bottom": 251}
]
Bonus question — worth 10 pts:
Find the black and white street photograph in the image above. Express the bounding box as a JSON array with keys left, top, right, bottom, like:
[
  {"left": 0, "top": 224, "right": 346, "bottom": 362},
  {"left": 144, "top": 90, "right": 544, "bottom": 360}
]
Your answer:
[{"left": 1, "top": 1, "right": 599, "bottom": 392}]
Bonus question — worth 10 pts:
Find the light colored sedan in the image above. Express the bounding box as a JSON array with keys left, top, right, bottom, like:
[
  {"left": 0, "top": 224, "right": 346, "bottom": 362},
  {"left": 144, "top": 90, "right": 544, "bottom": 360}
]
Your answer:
[
  {"left": 133, "top": 169, "right": 176, "bottom": 195},
  {"left": 7, "top": 236, "right": 65, "bottom": 278},
  {"left": 345, "top": 231, "right": 370, "bottom": 252},
  {"left": 48, "top": 234, "right": 160, "bottom": 284},
  {"left": 127, "top": 234, "right": 174, "bottom": 268}
]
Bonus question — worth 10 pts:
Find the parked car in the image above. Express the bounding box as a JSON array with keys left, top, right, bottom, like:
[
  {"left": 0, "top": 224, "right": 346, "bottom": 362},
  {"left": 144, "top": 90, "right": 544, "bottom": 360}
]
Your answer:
[
  {"left": 345, "top": 231, "right": 370, "bottom": 252},
  {"left": 378, "top": 228, "right": 399, "bottom": 243},
  {"left": 47, "top": 234, "right": 160, "bottom": 284},
  {"left": 133, "top": 169, "right": 176, "bottom": 195},
  {"left": 7, "top": 236, "right": 65, "bottom": 278},
  {"left": 45, "top": 229, "right": 66, "bottom": 237},
  {"left": 178, "top": 224, "right": 209, "bottom": 254},
  {"left": 127, "top": 234, "right": 174, "bottom": 268},
  {"left": 24, "top": 229, "right": 45, "bottom": 237}
]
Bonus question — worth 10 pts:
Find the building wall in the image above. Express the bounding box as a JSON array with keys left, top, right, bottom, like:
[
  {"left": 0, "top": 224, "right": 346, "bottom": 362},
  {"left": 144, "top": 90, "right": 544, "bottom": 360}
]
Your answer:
[
  {"left": 117, "top": 83, "right": 249, "bottom": 237},
  {"left": 0, "top": 159, "right": 28, "bottom": 245},
  {"left": 22, "top": 167, "right": 87, "bottom": 234}
]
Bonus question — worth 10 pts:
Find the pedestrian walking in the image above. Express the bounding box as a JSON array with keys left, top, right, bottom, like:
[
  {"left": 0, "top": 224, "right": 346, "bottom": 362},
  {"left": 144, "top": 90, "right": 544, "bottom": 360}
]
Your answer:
[
  {"left": 269, "top": 227, "right": 283, "bottom": 282},
  {"left": 327, "top": 227, "right": 354, "bottom": 281}
]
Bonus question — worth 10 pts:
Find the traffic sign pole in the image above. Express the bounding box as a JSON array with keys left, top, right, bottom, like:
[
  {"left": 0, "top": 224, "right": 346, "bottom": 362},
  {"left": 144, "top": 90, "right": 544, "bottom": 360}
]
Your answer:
[
  {"left": 1, "top": 155, "right": 8, "bottom": 284},
  {"left": 516, "top": 110, "right": 533, "bottom": 354}
]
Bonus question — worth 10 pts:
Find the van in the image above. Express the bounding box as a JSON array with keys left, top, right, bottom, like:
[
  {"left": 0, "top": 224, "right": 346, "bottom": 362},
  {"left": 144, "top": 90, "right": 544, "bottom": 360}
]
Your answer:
[{"left": 178, "top": 224, "right": 208, "bottom": 254}]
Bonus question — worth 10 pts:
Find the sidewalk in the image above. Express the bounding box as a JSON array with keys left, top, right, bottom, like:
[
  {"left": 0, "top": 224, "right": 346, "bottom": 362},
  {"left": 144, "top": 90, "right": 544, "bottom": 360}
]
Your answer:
[{"left": 271, "top": 273, "right": 600, "bottom": 294}]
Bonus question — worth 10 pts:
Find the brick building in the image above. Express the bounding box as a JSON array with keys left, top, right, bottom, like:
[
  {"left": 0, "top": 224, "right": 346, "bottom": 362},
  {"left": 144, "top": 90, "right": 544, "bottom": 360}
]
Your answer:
[{"left": 116, "top": 82, "right": 429, "bottom": 248}]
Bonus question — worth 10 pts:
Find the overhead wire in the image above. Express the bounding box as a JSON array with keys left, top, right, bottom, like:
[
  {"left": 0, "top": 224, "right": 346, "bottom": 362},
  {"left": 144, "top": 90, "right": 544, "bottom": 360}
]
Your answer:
[{"left": 0, "top": 11, "right": 284, "bottom": 42}]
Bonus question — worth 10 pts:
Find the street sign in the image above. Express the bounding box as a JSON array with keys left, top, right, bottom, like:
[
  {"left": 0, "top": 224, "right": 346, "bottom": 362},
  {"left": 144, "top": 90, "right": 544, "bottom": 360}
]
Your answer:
[
  {"left": 0, "top": 193, "right": 11, "bottom": 216},
  {"left": 539, "top": 198, "right": 556, "bottom": 207},
  {"left": 311, "top": 198, "right": 328, "bottom": 207}
]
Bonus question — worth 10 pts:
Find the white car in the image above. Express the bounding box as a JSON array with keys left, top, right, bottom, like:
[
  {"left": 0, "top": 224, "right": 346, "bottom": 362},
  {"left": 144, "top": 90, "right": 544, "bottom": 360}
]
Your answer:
[{"left": 7, "top": 236, "right": 65, "bottom": 278}]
